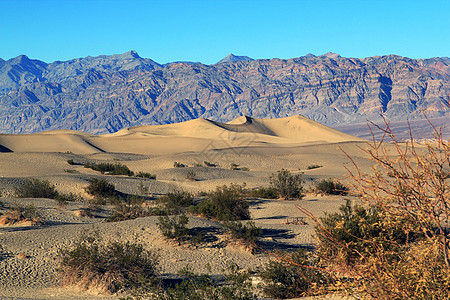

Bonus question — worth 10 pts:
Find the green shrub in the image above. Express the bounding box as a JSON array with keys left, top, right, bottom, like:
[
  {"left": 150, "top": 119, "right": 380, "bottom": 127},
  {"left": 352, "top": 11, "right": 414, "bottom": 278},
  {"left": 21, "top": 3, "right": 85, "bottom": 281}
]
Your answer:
[
  {"left": 54, "top": 192, "right": 80, "bottom": 207},
  {"left": 84, "top": 178, "right": 118, "bottom": 200},
  {"left": 191, "top": 185, "right": 250, "bottom": 221},
  {"left": 58, "top": 234, "right": 160, "bottom": 293},
  {"left": 157, "top": 214, "right": 194, "bottom": 242},
  {"left": 315, "top": 200, "right": 410, "bottom": 267},
  {"left": 84, "top": 162, "right": 134, "bottom": 176},
  {"left": 135, "top": 172, "right": 156, "bottom": 179},
  {"left": 106, "top": 196, "right": 164, "bottom": 222},
  {"left": 15, "top": 178, "right": 59, "bottom": 199},
  {"left": 160, "top": 191, "right": 194, "bottom": 214},
  {"left": 270, "top": 169, "right": 304, "bottom": 199},
  {"left": 258, "top": 249, "right": 329, "bottom": 299},
  {"left": 315, "top": 179, "right": 348, "bottom": 195},
  {"left": 249, "top": 187, "right": 279, "bottom": 199},
  {"left": 223, "top": 221, "right": 262, "bottom": 246},
  {"left": 66, "top": 159, "right": 78, "bottom": 165}
]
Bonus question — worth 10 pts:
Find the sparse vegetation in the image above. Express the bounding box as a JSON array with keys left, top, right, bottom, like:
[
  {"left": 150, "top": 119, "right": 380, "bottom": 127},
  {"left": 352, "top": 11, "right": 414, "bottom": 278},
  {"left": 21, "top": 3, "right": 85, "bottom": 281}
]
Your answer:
[
  {"left": 307, "top": 164, "right": 322, "bottom": 170},
  {"left": 160, "top": 190, "right": 194, "bottom": 214},
  {"left": 0, "top": 204, "right": 44, "bottom": 225},
  {"left": 157, "top": 214, "right": 192, "bottom": 242},
  {"left": 84, "top": 178, "right": 118, "bottom": 201},
  {"left": 185, "top": 170, "right": 197, "bottom": 181},
  {"left": 106, "top": 196, "right": 164, "bottom": 222},
  {"left": 270, "top": 169, "right": 304, "bottom": 199},
  {"left": 315, "top": 178, "right": 348, "bottom": 195},
  {"left": 222, "top": 220, "right": 262, "bottom": 248},
  {"left": 54, "top": 192, "right": 80, "bottom": 207},
  {"left": 153, "top": 264, "right": 255, "bottom": 300},
  {"left": 135, "top": 171, "right": 156, "bottom": 179},
  {"left": 249, "top": 187, "right": 279, "bottom": 199},
  {"left": 258, "top": 249, "right": 329, "bottom": 299},
  {"left": 15, "top": 178, "right": 59, "bottom": 199},
  {"left": 203, "top": 161, "right": 217, "bottom": 167},
  {"left": 191, "top": 185, "right": 250, "bottom": 221},
  {"left": 58, "top": 233, "right": 160, "bottom": 293},
  {"left": 173, "top": 161, "right": 186, "bottom": 168},
  {"left": 230, "top": 163, "right": 249, "bottom": 171},
  {"left": 64, "top": 169, "right": 78, "bottom": 173},
  {"left": 84, "top": 162, "right": 134, "bottom": 176}
]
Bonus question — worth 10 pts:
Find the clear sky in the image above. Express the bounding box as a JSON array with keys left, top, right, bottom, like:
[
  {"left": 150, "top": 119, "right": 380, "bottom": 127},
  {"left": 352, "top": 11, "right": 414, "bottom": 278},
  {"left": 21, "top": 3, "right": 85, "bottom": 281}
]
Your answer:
[{"left": 1, "top": 0, "right": 449, "bottom": 64}]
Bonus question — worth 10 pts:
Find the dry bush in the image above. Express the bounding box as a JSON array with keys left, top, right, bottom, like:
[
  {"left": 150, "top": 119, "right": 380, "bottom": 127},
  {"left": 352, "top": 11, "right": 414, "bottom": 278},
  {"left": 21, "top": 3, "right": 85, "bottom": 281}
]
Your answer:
[
  {"left": 0, "top": 204, "right": 44, "bottom": 226},
  {"left": 307, "top": 114, "right": 450, "bottom": 299}
]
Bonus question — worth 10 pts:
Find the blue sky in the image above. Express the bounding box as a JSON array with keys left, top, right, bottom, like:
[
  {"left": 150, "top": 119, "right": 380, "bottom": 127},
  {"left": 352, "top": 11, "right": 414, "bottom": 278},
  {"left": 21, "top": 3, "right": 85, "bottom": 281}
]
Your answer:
[{"left": 1, "top": 0, "right": 449, "bottom": 64}]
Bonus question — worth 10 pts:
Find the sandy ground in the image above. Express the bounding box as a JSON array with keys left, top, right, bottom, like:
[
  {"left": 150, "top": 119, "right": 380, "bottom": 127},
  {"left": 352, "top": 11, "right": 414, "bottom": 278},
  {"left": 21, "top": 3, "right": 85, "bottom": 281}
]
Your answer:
[{"left": 0, "top": 115, "right": 379, "bottom": 299}]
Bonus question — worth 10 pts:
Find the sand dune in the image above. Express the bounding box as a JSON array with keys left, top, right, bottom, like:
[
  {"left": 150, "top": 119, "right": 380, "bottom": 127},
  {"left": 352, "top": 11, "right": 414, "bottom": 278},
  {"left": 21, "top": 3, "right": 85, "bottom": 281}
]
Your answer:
[{"left": 0, "top": 115, "right": 364, "bottom": 155}]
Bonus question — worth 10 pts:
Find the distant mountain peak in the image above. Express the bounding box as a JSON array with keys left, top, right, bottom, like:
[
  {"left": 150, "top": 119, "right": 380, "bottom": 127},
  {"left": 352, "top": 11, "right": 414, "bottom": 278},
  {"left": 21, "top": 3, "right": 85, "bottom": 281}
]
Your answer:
[
  {"left": 321, "top": 52, "right": 341, "bottom": 59},
  {"left": 116, "top": 50, "right": 141, "bottom": 59},
  {"left": 216, "top": 53, "right": 254, "bottom": 64}
]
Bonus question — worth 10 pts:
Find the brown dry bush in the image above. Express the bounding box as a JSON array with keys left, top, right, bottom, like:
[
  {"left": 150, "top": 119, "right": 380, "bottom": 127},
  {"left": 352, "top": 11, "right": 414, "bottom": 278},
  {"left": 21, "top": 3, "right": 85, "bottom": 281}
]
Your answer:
[{"left": 308, "top": 115, "right": 450, "bottom": 299}]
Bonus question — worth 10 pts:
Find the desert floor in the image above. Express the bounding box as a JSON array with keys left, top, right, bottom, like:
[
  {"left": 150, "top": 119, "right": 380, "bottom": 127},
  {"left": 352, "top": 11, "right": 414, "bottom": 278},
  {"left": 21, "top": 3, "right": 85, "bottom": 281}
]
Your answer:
[{"left": 0, "top": 116, "right": 385, "bottom": 299}]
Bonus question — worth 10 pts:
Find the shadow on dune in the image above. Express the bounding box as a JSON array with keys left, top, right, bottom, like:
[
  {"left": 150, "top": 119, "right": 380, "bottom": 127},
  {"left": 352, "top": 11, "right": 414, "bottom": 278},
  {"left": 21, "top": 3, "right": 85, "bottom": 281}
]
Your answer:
[{"left": 0, "top": 144, "right": 12, "bottom": 152}]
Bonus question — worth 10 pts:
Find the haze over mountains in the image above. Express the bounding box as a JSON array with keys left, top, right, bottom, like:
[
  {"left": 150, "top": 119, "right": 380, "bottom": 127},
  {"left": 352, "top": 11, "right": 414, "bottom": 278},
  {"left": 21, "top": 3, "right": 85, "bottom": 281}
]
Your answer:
[{"left": 0, "top": 50, "right": 448, "bottom": 134}]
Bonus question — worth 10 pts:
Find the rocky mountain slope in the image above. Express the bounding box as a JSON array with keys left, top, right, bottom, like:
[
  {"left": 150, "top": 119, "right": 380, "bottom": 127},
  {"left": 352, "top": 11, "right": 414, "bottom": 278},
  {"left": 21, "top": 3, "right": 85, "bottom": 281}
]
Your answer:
[{"left": 0, "top": 51, "right": 448, "bottom": 134}]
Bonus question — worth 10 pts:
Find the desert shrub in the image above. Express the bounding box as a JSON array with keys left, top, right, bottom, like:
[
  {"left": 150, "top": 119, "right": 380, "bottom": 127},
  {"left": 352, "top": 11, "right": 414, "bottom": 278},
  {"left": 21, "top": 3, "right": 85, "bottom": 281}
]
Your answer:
[
  {"left": 173, "top": 161, "right": 186, "bottom": 168},
  {"left": 270, "top": 169, "right": 304, "bottom": 199},
  {"left": 222, "top": 221, "right": 262, "bottom": 247},
  {"left": 315, "top": 200, "right": 411, "bottom": 266},
  {"left": 58, "top": 234, "right": 160, "bottom": 293},
  {"left": 315, "top": 179, "right": 348, "bottom": 195},
  {"left": 15, "top": 178, "right": 58, "bottom": 199},
  {"left": 106, "top": 196, "right": 164, "bottom": 222},
  {"left": 0, "top": 204, "right": 44, "bottom": 225},
  {"left": 191, "top": 185, "right": 250, "bottom": 221},
  {"left": 249, "top": 187, "right": 279, "bottom": 199},
  {"left": 307, "top": 164, "right": 322, "bottom": 170},
  {"left": 54, "top": 192, "right": 80, "bottom": 207},
  {"left": 64, "top": 169, "right": 78, "bottom": 173},
  {"left": 157, "top": 214, "right": 196, "bottom": 243},
  {"left": 258, "top": 249, "right": 329, "bottom": 299},
  {"left": 84, "top": 178, "right": 118, "bottom": 201},
  {"left": 161, "top": 191, "right": 194, "bottom": 214},
  {"left": 135, "top": 172, "right": 156, "bottom": 179},
  {"left": 84, "top": 162, "right": 134, "bottom": 176}
]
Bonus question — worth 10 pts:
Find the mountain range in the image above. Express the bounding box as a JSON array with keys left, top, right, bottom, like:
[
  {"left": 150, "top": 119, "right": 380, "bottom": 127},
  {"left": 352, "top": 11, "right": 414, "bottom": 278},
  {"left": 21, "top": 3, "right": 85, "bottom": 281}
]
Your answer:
[{"left": 0, "top": 50, "right": 448, "bottom": 134}]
